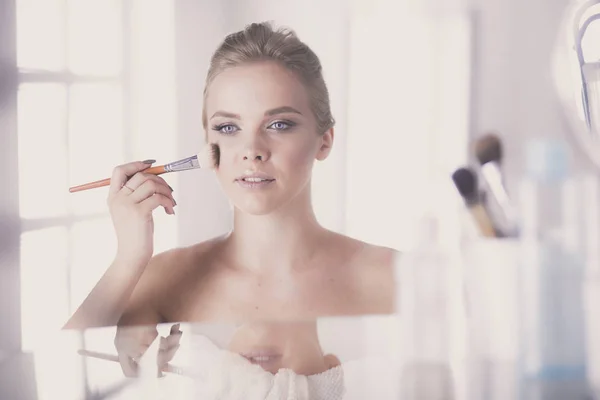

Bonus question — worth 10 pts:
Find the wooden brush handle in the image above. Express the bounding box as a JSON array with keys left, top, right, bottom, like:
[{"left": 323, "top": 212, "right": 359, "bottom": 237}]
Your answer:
[
  {"left": 78, "top": 349, "right": 119, "bottom": 362},
  {"left": 69, "top": 165, "right": 167, "bottom": 193}
]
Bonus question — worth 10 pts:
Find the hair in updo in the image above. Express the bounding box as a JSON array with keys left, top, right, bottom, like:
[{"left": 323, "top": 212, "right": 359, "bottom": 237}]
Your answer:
[{"left": 202, "top": 21, "right": 335, "bottom": 134}]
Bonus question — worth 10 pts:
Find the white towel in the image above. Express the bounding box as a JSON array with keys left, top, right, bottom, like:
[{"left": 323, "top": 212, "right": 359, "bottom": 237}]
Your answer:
[{"left": 188, "top": 334, "right": 346, "bottom": 400}]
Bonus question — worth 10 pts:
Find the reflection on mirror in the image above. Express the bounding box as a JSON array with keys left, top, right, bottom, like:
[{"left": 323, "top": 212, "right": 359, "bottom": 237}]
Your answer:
[
  {"left": 571, "top": 0, "right": 600, "bottom": 134},
  {"left": 554, "top": 0, "right": 600, "bottom": 165},
  {"left": 107, "top": 320, "right": 341, "bottom": 379},
  {"left": 227, "top": 321, "right": 341, "bottom": 376},
  {"left": 3, "top": 317, "right": 405, "bottom": 400}
]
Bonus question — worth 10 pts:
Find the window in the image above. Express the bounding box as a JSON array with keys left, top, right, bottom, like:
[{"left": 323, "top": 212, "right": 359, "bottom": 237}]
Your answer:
[
  {"left": 16, "top": 0, "right": 126, "bottom": 353},
  {"left": 13, "top": 0, "right": 178, "bottom": 354}
]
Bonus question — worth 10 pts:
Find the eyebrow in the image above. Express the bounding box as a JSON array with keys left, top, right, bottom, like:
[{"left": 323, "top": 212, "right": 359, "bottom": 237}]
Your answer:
[
  {"left": 265, "top": 106, "right": 303, "bottom": 116},
  {"left": 210, "top": 106, "right": 303, "bottom": 120}
]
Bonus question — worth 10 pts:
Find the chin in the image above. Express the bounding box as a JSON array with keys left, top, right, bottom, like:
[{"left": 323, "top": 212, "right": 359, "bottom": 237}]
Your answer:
[{"left": 232, "top": 198, "right": 285, "bottom": 216}]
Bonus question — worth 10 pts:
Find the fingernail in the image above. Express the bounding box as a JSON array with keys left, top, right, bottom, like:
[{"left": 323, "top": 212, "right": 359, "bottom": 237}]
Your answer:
[
  {"left": 142, "top": 159, "right": 156, "bottom": 164},
  {"left": 172, "top": 198, "right": 177, "bottom": 206}
]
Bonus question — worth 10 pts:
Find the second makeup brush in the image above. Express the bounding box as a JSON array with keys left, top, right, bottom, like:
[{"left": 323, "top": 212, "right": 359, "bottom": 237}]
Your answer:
[
  {"left": 473, "top": 133, "right": 519, "bottom": 237},
  {"left": 452, "top": 167, "right": 498, "bottom": 238}
]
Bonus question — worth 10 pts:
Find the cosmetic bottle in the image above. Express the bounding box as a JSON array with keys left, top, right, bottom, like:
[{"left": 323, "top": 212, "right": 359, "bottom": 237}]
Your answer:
[
  {"left": 396, "top": 214, "right": 456, "bottom": 399},
  {"left": 517, "top": 138, "right": 590, "bottom": 400}
]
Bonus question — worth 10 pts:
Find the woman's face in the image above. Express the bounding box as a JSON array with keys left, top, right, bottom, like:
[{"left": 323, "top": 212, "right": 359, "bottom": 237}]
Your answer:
[
  {"left": 227, "top": 321, "right": 340, "bottom": 375},
  {"left": 204, "top": 61, "right": 333, "bottom": 215}
]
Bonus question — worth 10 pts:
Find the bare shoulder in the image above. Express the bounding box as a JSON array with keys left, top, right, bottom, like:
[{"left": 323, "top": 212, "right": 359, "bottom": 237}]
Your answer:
[
  {"left": 131, "top": 235, "right": 227, "bottom": 304},
  {"left": 120, "top": 235, "right": 228, "bottom": 324},
  {"left": 328, "top": 232, "right": 400, "bottom": 314},
  {"left": 327, "top": 231, "right": 401, "bottom": 268},
  {"left": 357, "top": 242, "right": 401, "bottom": 267},
  {"left": 145, "top": 234, "right": 227, "bottom": 276}
]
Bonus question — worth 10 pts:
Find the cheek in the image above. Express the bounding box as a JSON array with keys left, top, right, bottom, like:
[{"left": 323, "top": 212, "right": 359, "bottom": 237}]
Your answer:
[
  {"left": 215, "top": 152, "right": 236, "bottom": 182},
  {"left": 278, "top": 139, "right": 318, "bottom": 174},
  {"left": 210, "top": 138, "right": 238, "bottom": 176}
]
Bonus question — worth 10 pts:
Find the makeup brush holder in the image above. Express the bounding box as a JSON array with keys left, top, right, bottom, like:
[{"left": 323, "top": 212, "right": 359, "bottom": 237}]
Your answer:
[
  {"left": 584, "top": 276, "right": 600, "bottom": 398},
  {"left": 461, "top": 237, "right": 600, "bottom": 400},
  {"left": 460, "top": 238, "right": 520, "bottom": 400}
]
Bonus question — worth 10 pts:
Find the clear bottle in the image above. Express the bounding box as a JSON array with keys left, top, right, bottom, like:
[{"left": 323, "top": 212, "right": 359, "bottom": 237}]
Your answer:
[
  {"left": 396, "top": 214, "right": 456, "bottom": 399},
  {"left": 517, "top": 138, "right": 590, "bottom": 399}
]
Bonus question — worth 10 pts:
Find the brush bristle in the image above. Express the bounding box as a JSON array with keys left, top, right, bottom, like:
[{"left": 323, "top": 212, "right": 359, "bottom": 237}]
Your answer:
[
  {"left": 474, "top": 133, "right": 502, "bottom": 165},
  {"left": 197, "top": 143, "right": 220, "bottom": 169},
  {"left": 452, "top": 167, "right": 478, "bottom": 201}
]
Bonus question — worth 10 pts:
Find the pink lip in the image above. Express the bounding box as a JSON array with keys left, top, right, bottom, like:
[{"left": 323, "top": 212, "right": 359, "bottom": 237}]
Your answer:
[
  {"left": 236, "top": 180, "right": 275, "bottom": 189},
  {"left": 240, "top": 348, "right": 281, "bottom": 358},
  {"left": 235, "top": 172, "right": 275, "bottom": 189},
  {"left": 240, "top": 349, "right": 283, "bottom": 367},
  {"left": 235, "top": 172, "right": 275, "bottom": 181}
]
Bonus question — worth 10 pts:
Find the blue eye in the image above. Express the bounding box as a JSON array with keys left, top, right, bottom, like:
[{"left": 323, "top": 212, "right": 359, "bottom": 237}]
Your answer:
[
  {"left": 212, "top": 124, "right": 238, "bottom": 135},
  {"left": 268, "top": 120, "right": 295, "bottom": 131}
]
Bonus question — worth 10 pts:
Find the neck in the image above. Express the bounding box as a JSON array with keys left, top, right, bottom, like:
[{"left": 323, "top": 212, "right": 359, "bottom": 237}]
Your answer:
[{"left": 227, "top": 185, "right": 326, "bottom": 273}]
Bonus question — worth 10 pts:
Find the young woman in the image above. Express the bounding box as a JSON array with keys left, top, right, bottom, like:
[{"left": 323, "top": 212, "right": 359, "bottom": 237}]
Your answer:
[{"left": 64, "top": 22, "right": 398, "bottom": 331}]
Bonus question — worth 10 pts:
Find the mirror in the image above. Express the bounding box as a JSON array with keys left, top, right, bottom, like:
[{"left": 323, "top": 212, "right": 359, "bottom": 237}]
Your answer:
[
  {"left": 0, "top": 317, "right": 402, "bottom": 399},
  {"left": 554, "top": 0, "right": 600, "bottom": 168}
]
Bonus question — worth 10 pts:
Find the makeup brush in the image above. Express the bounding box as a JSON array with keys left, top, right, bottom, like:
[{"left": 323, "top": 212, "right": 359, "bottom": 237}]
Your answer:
[
  {"left": 473, "top": 133, "right": 519, "bottom": 237},
  {"left": 69, "top": 143, "right": 220, "bottom": 193},
  {"left": 451, "top": 167, "right": 498, "bottom": 238},
  {"left": 77, "top": 349, "right": 187, "bottom": 376}
]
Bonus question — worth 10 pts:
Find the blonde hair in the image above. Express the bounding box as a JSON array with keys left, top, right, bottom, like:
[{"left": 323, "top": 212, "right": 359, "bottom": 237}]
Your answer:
[{"left": 202, "top": 21, "right": 335, "bottom": 134}]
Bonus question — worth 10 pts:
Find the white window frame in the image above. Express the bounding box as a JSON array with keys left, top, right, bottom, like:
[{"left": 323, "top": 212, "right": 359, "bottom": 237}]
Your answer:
[{"left": 0, "top": 0, "right": 134, "bottom": 353}]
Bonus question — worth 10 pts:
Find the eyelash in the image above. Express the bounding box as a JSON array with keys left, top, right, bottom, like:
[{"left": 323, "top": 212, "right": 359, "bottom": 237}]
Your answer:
[{"left": 211, "top": 120, "right": 296, "bottom": 135}]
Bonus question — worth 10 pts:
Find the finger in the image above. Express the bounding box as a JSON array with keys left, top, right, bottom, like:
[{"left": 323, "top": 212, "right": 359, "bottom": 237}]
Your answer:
[
  {"left": 150, "top": 174, "right": 174, "bottom": 193},
  {"left": 158, "top": 336, "right": 168, "bottom": 351},
  {"left": 118, "top": 352, "right": 139, "bottom": 378},
  {"left": 108, "top": 160, "right": 155, "bottom": 198},
  {"left": 115, "top": 326, "right": 157, "bottom": 354},
  {"left": 136, "top": 175, "right": 176, "bottom": 215},
  {"left": 139, "top": 326, "right": 160, "bottom": 346},
  {"left": 124, "top": 346, "right": 148, "bottom": 361},
  {"left": 145, "top": 175, "right": 175, "bottom": 206},
  {"left": 170, "top": 323, "right": 181, "bottom": 335},
  {"left": 165, "top": 331, "right": 183, "bottom": 348},
  {"left": 118, "top": 339, "right": 151, "bottom": 359},
  {"left": 115, "top": 345, "right": 148, "bottom": 368},
  {"left": 139, "top": 193, "right": 177, "bottom": 215},
  {"left": 120, "top": 171, "right": 173, "bottom": 196},
  {"left": 157, "top": 344, "right": 180, "bottom": 367},
  {"left": 129, "top": 179, "right": 176, "bottom": 207}
]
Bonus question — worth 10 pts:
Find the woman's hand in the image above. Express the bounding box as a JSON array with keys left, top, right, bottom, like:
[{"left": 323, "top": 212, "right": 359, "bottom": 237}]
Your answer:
[
  {"left": 107, "top": 160, "right": 176, "bottom": 265},
  {"left": 114, "top": 323, "right": 183, "bottom": 377}
]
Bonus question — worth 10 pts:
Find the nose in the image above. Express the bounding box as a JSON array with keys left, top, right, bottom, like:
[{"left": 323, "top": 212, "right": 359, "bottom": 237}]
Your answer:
[
  {"left": 243, "top": 151, "right": 264, "bottom": 161},
  {"left": 242, "top": 135, "right": 270, "bottom": 162}
]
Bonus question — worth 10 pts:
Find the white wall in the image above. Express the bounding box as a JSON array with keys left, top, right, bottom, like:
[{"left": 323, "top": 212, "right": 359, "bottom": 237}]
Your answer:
[
  {"left": 345, "top": 1, "right": 472, "bottom": 250},
  {"left": 469, "top": 0, "right": 585, "bottom": 189},
  {"left": 174, "top": 0, "right": 234, "bottom": 246}
]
